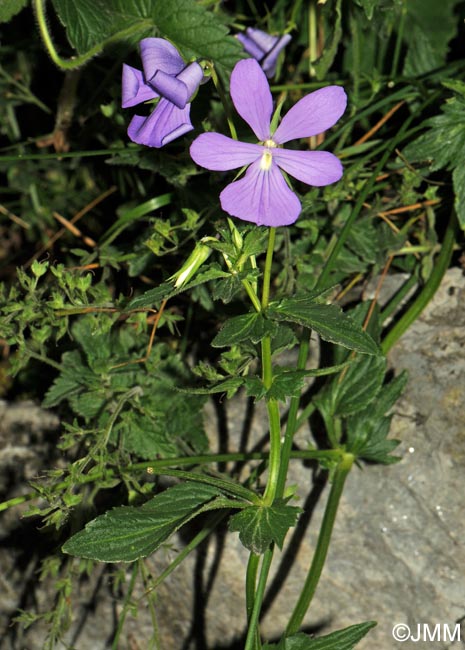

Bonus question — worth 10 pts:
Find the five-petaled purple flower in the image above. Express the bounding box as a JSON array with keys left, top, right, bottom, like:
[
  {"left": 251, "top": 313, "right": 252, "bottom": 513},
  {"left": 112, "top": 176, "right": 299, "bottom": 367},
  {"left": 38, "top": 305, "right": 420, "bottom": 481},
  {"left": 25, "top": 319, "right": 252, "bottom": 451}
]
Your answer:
[
  {"left": 122, "top": 38, "right": 204, "bottom": 148},
  {"left": 190, "top": 59, "right": 347, "bottom": 227},
  {"left": 237, "top": 27, "right": 291, "bottom": 78}
]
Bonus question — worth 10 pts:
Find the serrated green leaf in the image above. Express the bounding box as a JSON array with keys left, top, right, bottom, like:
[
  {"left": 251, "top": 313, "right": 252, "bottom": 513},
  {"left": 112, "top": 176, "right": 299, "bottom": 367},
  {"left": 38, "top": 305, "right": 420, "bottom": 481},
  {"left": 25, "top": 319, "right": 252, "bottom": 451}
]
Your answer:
[
  {"left": 345, "top": 371, "right": 407, "bottom": 463},
  {"left": 228, "top": 502, "right": 301, "bottom": 554},
  {"left": 51, "top": 0, "right": 244, "bottom": 73},
  {"left": 333, "top": 355, "right": 386, "bottom": 416},
  {"left": 403, "top": 0, "right": 460, "bottom": 75},
  {"left": 263, "top": 621, "right": 377, "bottom": 650},
  {"left": 269, "top": 298, "right": 379, "bottom": 355},
  {"left": 352, "top": 0, "right": 377, "bottom": 20},
  {"left": 63, "top": 482, "right": 222, "bottom": 562},
  {"left": 43, "top": 350, "right": 95, "bottom": 408},
  {"left": 212, "top": 312, "right": 276, "bottom": 348}
]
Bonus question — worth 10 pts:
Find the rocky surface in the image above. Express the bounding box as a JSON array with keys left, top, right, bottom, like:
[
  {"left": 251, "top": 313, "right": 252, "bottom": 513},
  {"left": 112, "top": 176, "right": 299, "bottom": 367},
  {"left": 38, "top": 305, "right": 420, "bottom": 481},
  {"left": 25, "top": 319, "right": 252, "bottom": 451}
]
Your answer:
[{"left": 1, "top": 268, "right": 465, "bottom": 649}]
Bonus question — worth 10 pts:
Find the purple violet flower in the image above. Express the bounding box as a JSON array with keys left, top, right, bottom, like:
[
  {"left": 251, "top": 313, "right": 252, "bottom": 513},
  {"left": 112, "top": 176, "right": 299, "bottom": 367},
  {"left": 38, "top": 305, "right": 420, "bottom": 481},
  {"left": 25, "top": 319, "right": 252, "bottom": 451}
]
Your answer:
[
  {"left": 190, "top": 59, "right": 347, "bottom": 227},
  {"left": 237, "top": 27, "right": 291, "bottom": 78},
  {"left": 122, "top": 38, "right": 204, "bottom": 148}
]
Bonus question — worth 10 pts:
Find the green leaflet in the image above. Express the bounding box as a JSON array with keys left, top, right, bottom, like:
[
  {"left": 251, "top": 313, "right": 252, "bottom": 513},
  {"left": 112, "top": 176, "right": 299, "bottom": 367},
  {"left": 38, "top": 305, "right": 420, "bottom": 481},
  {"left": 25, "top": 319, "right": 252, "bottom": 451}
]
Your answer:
[
  {"left": 212, "top": 312, "right": 276, "bottom": 348},
  {"left": 269, "top": 297, "right": 379, "bottom": 356},
  {"left": 63, "top": 482, "right": 223, "bottom": 562},
  {"left": 263, "top": 621, "right": 377, "bottom": 650},
  {"left": 228, "top": 502, "right": 301, "bottom": 554}
]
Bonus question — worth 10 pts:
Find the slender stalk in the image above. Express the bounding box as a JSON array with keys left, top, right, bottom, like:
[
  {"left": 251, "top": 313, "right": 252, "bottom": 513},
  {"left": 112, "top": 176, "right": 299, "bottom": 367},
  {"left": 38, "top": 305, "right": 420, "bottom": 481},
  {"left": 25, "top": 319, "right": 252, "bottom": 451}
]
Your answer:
[
  {"left": 261, "top": 227, "right": 276, "bottom": 311},
  {"left": 210, "top": 66, "right": 238, "bottom": 140},
  {"left": 381, "top": 210, "right": 458, "bottom": 353},
  {"left": 111, "top": 562, "right": 139, "bottom": 649},
  {"left": 286, "top": 453, "right": 354, "bottom": 635},
  {"left": 261, "top": 398, "right": 282, "bottom": 506},
  {"left": 244, "top": 548, "right": 274, "bottom": 650},
  {"left": 259, "top": 228, "right": 281, "bottom": 506},
  {"left": 33, "top": 0, "right": 150, "bottom": 70},
  {"left": 242, "top": 278, "right": 263, "bottom": 313},
  {"left": 275, "top": 331, "right": 310, "bottom": 499},
  {"left": 246, "top": 554, "right": 260, "bottom": 621}
]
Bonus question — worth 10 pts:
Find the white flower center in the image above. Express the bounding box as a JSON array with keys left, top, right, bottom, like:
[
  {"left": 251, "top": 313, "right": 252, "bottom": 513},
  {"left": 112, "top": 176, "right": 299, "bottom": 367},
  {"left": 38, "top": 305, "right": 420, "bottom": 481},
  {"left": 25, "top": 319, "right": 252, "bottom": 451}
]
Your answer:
[{"left": 260, "top": 139, "right": 277, "bottom": 171}]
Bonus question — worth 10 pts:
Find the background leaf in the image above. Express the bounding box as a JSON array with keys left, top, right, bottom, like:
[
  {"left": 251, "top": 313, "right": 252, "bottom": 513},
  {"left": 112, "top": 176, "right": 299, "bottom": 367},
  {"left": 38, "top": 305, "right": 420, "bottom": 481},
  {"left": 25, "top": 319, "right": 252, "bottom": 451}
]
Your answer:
[
  {"left": 0, "top": 0, "right": 28, "bottom": 23},
  {"left": 51, "top": 0, "right": 244, "bottom": 73}
]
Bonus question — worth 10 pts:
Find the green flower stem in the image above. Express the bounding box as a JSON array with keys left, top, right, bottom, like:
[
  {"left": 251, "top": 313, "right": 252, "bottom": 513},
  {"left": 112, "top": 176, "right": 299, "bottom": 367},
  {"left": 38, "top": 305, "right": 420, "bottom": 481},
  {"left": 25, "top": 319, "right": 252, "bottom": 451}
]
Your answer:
[
  {"left": 246, "top": 553, "right": 260, "bottom": 621},
  {"left": 381, "top": 210, "right": 458, "bottom": 354},
  {"left": 379, "top": 273, "right": 418, "bottom": 324},
  {"left": 295, "top": 401, "right": 316, "bottom": 432},
  {"left": 111, "top": 562, "right": 139, "bottom": 649},
  {"left": 149, "top": 510, "right": 227, "bottom": 590},
  {"left": 275, "top": 331, "right": 310, "bottom": 499},
  {"left": 261, "top": 227, "right": 276, "bottom": 311},
  {"left": 244, "top": 548, "right": 274, "bottom": 650},
  {"left": 242, "top": 278, "right": 263, "bottom": 313},
  {"left": 260, "top": 227, "right": 282, "bottom": 507},
  {"left": 286, "top": 452, "right": 354, "bottom": 636},
  {"left": 33, "top": 0, "right": 151, "bottom": 70},
  {"left": 210, "top": 65, "right": 238, "bottom": 140},
  {"left": 0, "top": 450, "right": 345, "bottom": 514},
  {"left": 262, "top": 398, "right": 282, "bottom": 506}
]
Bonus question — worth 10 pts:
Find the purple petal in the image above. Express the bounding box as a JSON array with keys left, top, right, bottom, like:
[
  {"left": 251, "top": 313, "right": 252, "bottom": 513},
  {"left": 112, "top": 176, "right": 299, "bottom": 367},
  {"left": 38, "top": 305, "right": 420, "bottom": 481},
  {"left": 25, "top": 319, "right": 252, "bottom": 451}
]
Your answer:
[
  {"left": 230, "top": 59, "right": 273, "bottom": 141},
  {"left": 122, "top": 64, "right": 159, "bottom": 108},
  {"left": 147, "top": 62, "right": 203, "bottom": 109},
  {"left": 139, "top": 38, "right": 184, "bottom": 81},
  {"left": 272, "top": 86, "right": 347, "bottom": 144},
  {"left": 273, "top": 149, "right": 343, "bottom": 186},
  {"left": 127, "top": 99, "right": 193, "bottom": 148},
  {"left": 190, "top": 133, "right": 262, "bottom": 171},
  {"left": 261, "top": 34, "right": 292, "bottom": 78},
  {"left": 219, "top": 159, "right": 301, "bottom": 227},
  {"left": 236, "top": 33, "right": 264, "bottom": 61},
  {"left": 243, "top": 28, "right": 279, "bottom": 55},
  {"left": 149, "top": 71, "right": 189, "bottom": 108}
]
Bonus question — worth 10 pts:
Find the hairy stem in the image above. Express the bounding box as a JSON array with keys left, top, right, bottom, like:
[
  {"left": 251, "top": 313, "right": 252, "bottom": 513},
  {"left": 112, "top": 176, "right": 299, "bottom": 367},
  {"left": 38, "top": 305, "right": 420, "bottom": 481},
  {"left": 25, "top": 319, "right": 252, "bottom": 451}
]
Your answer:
[{"left": 286, "top": 453, "right": 354, "bottom": 635}]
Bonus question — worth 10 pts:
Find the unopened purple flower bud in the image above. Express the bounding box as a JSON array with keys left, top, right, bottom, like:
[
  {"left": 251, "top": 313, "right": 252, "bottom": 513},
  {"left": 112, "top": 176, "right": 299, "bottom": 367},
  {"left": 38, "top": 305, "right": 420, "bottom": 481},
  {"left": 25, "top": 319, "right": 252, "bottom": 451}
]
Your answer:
[{"left": 237, "top": 28, "right": 291, "bottom": 78}]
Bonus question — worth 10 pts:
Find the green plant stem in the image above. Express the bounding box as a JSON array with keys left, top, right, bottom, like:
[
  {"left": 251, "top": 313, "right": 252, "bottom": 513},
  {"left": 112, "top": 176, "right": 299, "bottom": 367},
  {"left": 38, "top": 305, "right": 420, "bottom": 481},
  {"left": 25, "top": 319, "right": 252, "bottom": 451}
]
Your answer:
[
  {"left": 244, "top": 548, "right": 274, "bottom": 650},
  {"left": 379, "top": 273, "right": 418, "bottom": 324},
  {"left": 261, "top": 227, "right": 276, "bottom": 311},
  {"left": 242, "top": 278, "right": 263, "bottom": 313},
  {"left": 381, "top": 210, "right": 458, "bottom": 353},
  {"left": 33, "top": 0, "right": 150, "bottom": 70},
  {"left": 210, "top": 66, "right": 238, "bottom": 140},
  {"left": 0, "top": 450, "right": 345, "bottom": 513},
  {"left": 275, "top": 331, "right": 311, "bottom": 499},
  {"left": 148, "top": 510, "right": 227, "bottom": 591},
  {"left": 262, "top": 398, "right": 282, "bottom": 506},
  {"left": 111, "top": 562, "right": 139, "bottom": 649},
  {"left": 286, "top": 452, "right": 354, "bottom": 636},
  {"left": 246, "top": 553, "right": 262, "bottom": 650}
]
